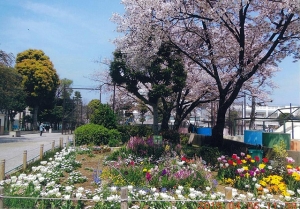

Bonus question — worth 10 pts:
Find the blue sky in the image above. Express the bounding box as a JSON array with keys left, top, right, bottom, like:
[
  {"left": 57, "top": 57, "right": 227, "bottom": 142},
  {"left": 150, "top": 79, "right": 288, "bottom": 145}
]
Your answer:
[{"left": 0, "top": 0, "right": 299, "bottom": 106}]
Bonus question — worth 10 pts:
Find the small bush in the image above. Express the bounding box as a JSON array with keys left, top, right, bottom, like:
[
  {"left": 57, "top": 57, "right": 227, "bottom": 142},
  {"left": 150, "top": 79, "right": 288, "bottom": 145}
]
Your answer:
[
  {"left": 116, "top": 125, "right": 153, "bottom": 143},
  {"left": 160, "top": 129, "right": 180, "bottom": 144},
  {"left": 108, "top": 138, "right": 120, "bottom": 147},
  {"left": 74, "top": 124, "right": 121, "bottom": 146}
]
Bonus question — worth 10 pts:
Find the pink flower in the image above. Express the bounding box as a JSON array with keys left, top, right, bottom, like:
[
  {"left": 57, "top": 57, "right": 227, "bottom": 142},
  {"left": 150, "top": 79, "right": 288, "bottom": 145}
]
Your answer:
[
  {"left": 241, "top": 152, "right": 245, "bottom": 157},
  {"left": 286, "top": 157, "right": 295, "bottom": 164}
]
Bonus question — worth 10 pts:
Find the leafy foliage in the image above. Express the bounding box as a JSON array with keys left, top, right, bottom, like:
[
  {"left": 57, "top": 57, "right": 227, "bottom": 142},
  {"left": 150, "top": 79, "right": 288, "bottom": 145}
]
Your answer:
[
  {"left": 74, "top": 124, "right": 121, "bottom": 146},
  {"left": 160, "top": 129, "right": 180, "bottom": 144},
  {"left": 116, "top": 125, "right": 153, "bottom": 143},
  {"left": 90, "top": 103, "right": 117, "bottom": 129},
  {"left": 15, "top": 49, "right": 60, "bottom": 128}
]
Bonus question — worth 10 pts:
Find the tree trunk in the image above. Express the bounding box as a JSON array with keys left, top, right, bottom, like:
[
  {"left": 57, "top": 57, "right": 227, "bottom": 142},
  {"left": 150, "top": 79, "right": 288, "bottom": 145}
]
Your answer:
[
  {"left": 152, "top": 103, "right": 159, "bottom": 135},
  {"left": 33, "top": 105, "right": 39, "bottom": 131},
  {"left": 211, "top": 104, "right": 227, "bottom": 147},
  {"left": 160, "top": 111, "right": 170, "bottom": 131}
]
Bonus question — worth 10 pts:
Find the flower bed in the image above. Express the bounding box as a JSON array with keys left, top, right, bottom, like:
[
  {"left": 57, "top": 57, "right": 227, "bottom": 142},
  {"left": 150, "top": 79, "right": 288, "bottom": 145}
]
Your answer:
[{"left": 1, "top": 137, "right": 300, "bottom": 208}]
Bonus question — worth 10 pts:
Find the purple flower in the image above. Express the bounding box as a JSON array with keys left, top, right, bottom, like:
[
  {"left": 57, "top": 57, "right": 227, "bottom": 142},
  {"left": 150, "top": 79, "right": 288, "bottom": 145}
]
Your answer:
[
  {"left": 249, "top": 170, "right": 255, "bottom": 177},
  {"left": 161, "top": 169, "right": 167, "bottom": 176}
]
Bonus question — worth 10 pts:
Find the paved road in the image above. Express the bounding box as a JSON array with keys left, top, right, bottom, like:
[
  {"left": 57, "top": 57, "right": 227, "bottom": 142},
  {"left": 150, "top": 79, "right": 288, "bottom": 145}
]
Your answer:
[{"left": 0, "top": 132, "right": 73, "bottom": 175}]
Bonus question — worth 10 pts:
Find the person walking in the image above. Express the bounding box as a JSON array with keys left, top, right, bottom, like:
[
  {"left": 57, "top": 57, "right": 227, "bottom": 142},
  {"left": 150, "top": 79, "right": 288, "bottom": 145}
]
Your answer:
[{"left": 39, "top": 123, "right": 44, "bottom": 136}]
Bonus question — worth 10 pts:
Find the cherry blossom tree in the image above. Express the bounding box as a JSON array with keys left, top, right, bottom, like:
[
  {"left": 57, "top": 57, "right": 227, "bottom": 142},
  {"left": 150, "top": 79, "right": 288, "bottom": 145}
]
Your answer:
[{"left": 112, "top": 0, "right": 300, "bottom": 146}]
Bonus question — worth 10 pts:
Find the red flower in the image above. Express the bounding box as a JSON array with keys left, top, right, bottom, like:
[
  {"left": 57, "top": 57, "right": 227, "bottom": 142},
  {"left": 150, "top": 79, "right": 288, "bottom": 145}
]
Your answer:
[
  {"left": 232, "top": 154, "right": 237, "bottom": 159},
  {"left": 146, "top": 172, "right": 152, "bottom": 181},
  {"left": 228, "top": 160, "right": 234, "bottom": 165},
  {"left": 237, "top": 159, "right": 242, "bottom": 165},
  {"left": 181, "top": 156, "right": 187, "bottom": 161},
  {"left": 262, "top": 158, "right": 268, "bottom": 163},
  {"left": 129, "top": 160, "right": 135, "bottom": 166},
  {"left": 255, "top": 156, "right": 260, "bottom": 162}
]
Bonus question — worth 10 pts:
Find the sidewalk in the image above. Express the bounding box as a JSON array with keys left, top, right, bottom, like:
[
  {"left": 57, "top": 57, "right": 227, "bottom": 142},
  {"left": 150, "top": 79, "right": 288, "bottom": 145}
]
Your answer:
[{"left": 0, "top": 132, "right": 73, "bottom": 175}]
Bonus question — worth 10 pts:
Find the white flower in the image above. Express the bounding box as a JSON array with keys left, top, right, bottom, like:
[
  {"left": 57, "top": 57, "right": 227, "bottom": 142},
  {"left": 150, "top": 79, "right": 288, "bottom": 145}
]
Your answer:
[
  {"left": 177, "top": 194, "right": 185, "bottom": 199},
  {"left": 64, "top": 195, "right": 70, "bottom": 200},
  {"left": 65, "top": 186, "right": 72, "bottom": 193},
  {"left": 93, "top": 195, "right": 100, "bottom": 202},
  {"left": 252, "top": 177, "right": 257, "bottom": 182},
  {"left": 128, "top": 185, "right": 133, "bottom": 191},
  {"left": 267, "top": 165, "right": 272, "bottom": 170},
  {"left": 110, "top": 186, "right": 117, "bottom": 193},
  {"left": 178, "top": 185, "right": 183, "bottom": 190},
  {"left": 263, "top": 188, "right": 269, "bottom": 193},
  {"left": 188, "top": 193, "right": 196, "bottom": 199},
  {"left": 266, "top": 194, "right": 273, "bottom": 199},
  {"left": 138, "top": 190, "right": 147, "bottom": 196},
  {"left": 10, "top": 176, "right": 17, "bottom": 183},
  {"left": 206, "top": 187, "right": 211, "bottom": 191},
  {"left": 40, "top": 161, "right": 47, "bottom": 165},
  {"left": 225, "top": 163, "right": 229, "bottom": 167},
  {"left": 150, "top": 187, "right": 156, "bottom": 193},
  {"left": 175, "top": 189, "right": 181, "bottom": 195},
  {"left": 285, "top": 196, "right": 292, "bottom": 201},
  {"left": 189, "top": 188, "right": 195, "bottom": 193},
  {"left": 77, "top": 187, "right": 84, "bottom": 193},
  {"left": 56, "top": 192, "right": 61, "bottom": 198},
  {"left": 247, "top": 192, "right": 254, "bottom": 199},
  {"left": 238, "top": 194, "right": 246, "bottom": 200},
  {"left": 76, "top": 193, "right": 83, "bottom": 199},
  {"left": 153, "top": 192, "right": 159, "bottom": 198},
  {"left": 5, "top": 179, "right": 11, "bottom": 184},
  {"left": 287, "top": 190, "right": 295, "bottom": 196},
  {"left": 211, "top": 194, "right": 216, "bottom": 199},
  {"left": 255, "top": 183, "right": 261, "bottom": 189}
]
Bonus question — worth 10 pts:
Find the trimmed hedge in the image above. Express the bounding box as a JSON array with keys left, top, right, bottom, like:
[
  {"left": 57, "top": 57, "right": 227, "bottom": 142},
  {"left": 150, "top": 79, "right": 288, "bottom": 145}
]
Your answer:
[{"left": 74, "top": 124, "right": 121, "bottom": 146}]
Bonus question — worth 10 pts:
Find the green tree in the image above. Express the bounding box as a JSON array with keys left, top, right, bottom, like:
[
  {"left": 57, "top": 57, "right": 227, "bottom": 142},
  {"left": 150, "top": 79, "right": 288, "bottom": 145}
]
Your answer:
[
  {"left": 90, "top": 104, "right": 117, "bottom": 129},
  {"left": 15, "top": 49, "right": 60, "bottom": 130},
  {"left": 0, "top": 65, "right": 27, "bottom": 131},
  {"left": 87, "top": 99, "right": 100, "bottom": 121},
  {"left": 110, "top": 43, "right": 187, "bottom": 134}
]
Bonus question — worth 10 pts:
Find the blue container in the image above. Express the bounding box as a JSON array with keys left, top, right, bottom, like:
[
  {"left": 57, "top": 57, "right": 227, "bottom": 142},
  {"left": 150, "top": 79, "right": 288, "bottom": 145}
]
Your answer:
[
  {"left": 196, "top": 127, "right": 212, "bottom": 136},
  {"left": 244, "top": 130, "right": 263, "bottom": 146}
]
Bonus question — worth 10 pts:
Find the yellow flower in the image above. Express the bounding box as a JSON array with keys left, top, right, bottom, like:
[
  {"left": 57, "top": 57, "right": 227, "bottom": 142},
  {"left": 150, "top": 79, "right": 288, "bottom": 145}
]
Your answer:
[
  {"left": 241, "top": 159, "right": 247, "bottom": 164},
  {"left": 251, "top": 159, "right": 255, "bottom": 163},
  {"left": 233, "top": 162, "right": 237, "bottom": 166},
  {"left": 259, "top": 180, "right": 267, "bottom": 187},
  {"left": 292, "top": 172, "right": 300, "bottom": 181},
  {"left": 287, "top": 165, "right": 293, "bottom": 169},
  {"left": 246, "top": 154, "right": 252, "bottom": 159},
  {"left": 143, "top": 168, "right": 148, "bottom": 173},
  {"left": 243, "top": 166, "right": 249, "bottom": 171},
  {"left": 259, "top": 163, "right": 266, "bottom": 169}
]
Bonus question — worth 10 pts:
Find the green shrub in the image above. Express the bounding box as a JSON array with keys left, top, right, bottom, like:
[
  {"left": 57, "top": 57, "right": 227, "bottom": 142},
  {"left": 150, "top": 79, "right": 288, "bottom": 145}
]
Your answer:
[
  {"left": 74, "top": 124, "right": 121, "bottom": 146},
  {"left": 116, "top": 125, "right": 153, "bottom": 143},
  {"left": 108, "top": 138, "right": 120, "bottom": 147},
  {"left": 180, "top": 134, "right": 189, "bottom": 145},
  {"left": 160, "top": 129, "right": 180, "bottom": 144}
]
